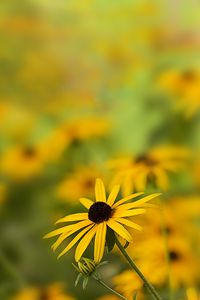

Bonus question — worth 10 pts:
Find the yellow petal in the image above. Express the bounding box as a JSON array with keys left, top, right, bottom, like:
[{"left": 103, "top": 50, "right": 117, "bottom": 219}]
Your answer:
[
  {"left": 55, "top": 213, "right": 88, "bottom": 224},
  {"left": 134, "top": 169, "right": 148, "bottom": 191},
  {"left": 112, "top": 192, "right": 144, "bottom": 209},
  {"left": 115, "top": 193, "right": 161, "bottom": 211},
  {"left": 107, "top": 185, "right": 120, "bottom": 206},
  {"left": 153, "top": 167, "right": 169, "bottom": 190},
  {"left": 75, "top": 225, "right": 98, "bottom": 262},
  {"left": 95, "top": 178, "right": 106, "bottom": 202},
  {"left": 52, "top": 220, "right": 93, "bottom": 251},
  {"left": 94, "top": 222, "right": 107, "bottom": 263},
  {"left": 128, "top": 193, "right": 161, "bottom": 208},
  {"left": 58, "top": 224, "right": 93, "bottom": 258},
  {"left": 79, "top": 198, "right": 94, "bottom": 209},
  {"left": 44, "top": 225, "right": 72, "bottom": 239},
  {"left": 113, "top": 208, "right": 146, "bottom": 218},
  {"left": 107, "top": 219, "right": 133, "bottom": 242},
  {"left": 114, "top": 218, "right": 142, "bottom": 231}
]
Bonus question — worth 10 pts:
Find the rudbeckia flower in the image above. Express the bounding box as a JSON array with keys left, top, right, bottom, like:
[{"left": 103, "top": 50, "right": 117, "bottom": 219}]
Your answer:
[
  {"left": 44, "top": 178, "right": 160, "bottom": 263},
  {"left": 11, "top": 283, "right": 75, "bottom": 300},
  {"left": 108, "top": 146, "right": 189, "bottom": 195},
  {"left": 158, "top": 69, "right": 200, "bottom": 117},
  {"left": 57, "top": 166, "right": 103, "bottom": 202}
]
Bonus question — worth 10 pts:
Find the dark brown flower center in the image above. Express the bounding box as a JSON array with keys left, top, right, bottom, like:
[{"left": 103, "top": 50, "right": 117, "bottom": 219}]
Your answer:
[
  {"left": 39, "top": 289, "right": 48, "bottom": 300},
  {"left": 84, "top": 179, "right": 94, "bottom": 189},
  {"left": 23, "top": 147, "right": 36, "bottom": 158},
  {"left": 169, "top": 250, "right": 180, "bottom": 261},
  {"left": 182, "top": 70, "right": 196, "bottom": 81},
  {"left": 135, "top": 154, "right": 157, "bottom": 166},
  {"left": 88, "top": 202, "right": 112, "bottom": 223}
]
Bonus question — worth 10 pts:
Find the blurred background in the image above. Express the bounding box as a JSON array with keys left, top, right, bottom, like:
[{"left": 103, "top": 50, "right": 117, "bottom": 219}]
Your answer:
[{"left": 0, "top": 0, "right": 200, "bottom": 299}]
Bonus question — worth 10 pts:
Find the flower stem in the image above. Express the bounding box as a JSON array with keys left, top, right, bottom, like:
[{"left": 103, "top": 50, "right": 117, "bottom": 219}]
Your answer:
[
  {"left": 93, "top": 274, "right": 128, "bottom": 300},
  {"left": 115, "top": 235, "right": 163, "bottom": 300}
]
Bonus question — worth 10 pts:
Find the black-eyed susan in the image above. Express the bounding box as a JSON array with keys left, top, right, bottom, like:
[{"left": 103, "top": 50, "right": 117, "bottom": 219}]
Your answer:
[
  {"left": 96, "top": 295, "right": 120, "bottom": 300},
  {"left": 44, "top": 178, "right": 160, "bottom": 263},
  {"left": 11, "top": 283, "right": 76, "bottom": 300},
  {"left": 57, "top": 166, "right": 103, "bottom": 202},
  {"left": 113, "top": 270, "right": 143, "bottom": 300},
  {"left": 1, "top": 144, "right": 45, "bottom": 181},
  {"left": 158, "top": 68, "right": 200, "bottom": 117},
  {"left": 108, "top": 146, "right": 189, "bottom": 195}
]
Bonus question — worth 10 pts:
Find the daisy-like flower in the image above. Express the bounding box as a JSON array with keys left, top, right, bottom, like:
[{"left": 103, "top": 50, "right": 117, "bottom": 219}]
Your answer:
[
  {"left": 11, "top": 283, "right": 76, "bottom": 300},
  {"left": 44, "top": 178, "right": 160, "bottom": 263},
  {"left": 108, "top": 146, "right": 189, "bottom": 195}
]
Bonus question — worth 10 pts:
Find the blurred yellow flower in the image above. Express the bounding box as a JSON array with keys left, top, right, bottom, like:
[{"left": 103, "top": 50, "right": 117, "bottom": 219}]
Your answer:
[
  {"left": 113, "top": 270, "right": 143, "bottom": 300},
  {"left": 109, "top": 146, "right": 188, "bottom": 195},
  {"left": 128, "top": 234, "right": 198, "bottom": 289},
  {"left": 11, "top": 283, "right": 75, "bottom": 300},
  {"left": 159, "top": 69, "right": 200, "bottom": 117},
  {"left": 1, "top": 145, "right": 45, "bottom": 181},
  {"left": 45, "top": 178, "right": 160, "bottom": 263},
  {"left": 39, "top": 117, "right": 110, "bottom": 162},
  {"left": 96, "top": 295, "right": 120, "bottom": 300},
  {"left": 57, "top": 167, "right": 103, "bottom": 202}
]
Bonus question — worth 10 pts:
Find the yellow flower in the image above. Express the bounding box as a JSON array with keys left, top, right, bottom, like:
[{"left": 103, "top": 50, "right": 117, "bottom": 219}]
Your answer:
[
  {"left": 57, "top": 166, "right": 103, "bottom": 202},
  {"left": 39, "top": 117, "right": 110, "bottom": 162},
  {"left": 158, "top": 69, "right": 200, "bottom": 117},
  {"left": 109, "top": 146, "right": 188, "bottom": 195},
  {"left": 124, "top": 199, "right": 199, "bottom": 288},
  {"left": 96, "top": 295, "right": 122, "bottom": 300},
  {"left": 1, "top": 145, "right": 45, "bottom": 181},
  {"left": 167, "top": 236, "right": 199, "bottom": 289},
  {"left": 44, "top": 178, "right": 160, "bottom": 263},
  {"left": 11, "top": 283, "right": 75, "bottom": 300},
  {"left": 128, "top": 235, "right": 198, "bottom": 289},
  {"left": 113, "top": 270, "right": 143, "bottom": 300}
]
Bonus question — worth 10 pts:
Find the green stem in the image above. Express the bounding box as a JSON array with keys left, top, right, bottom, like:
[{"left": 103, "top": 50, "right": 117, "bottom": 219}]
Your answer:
[
  {"left": 115, "top": 235, "right": 163, "bottom": 300},
  {"left": 93, "top": 275, "right": 128, "bottom": 300}
]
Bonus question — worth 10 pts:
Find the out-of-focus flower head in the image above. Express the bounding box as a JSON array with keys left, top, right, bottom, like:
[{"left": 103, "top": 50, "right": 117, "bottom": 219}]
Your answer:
[
  {"left": 108, "top": 146, "right": 189, "bottom": 195},
  {"left": 40, "top": 116, "right": 111, "bottom": 162},
  {"left": 11, "top": 283, "right": 75, "bottom": 300},
  {"left": 1, "top": 144, "right": 45, "bottom": 181},
  {"left": 57, "top": 166, "right": 104, "bottom": 202},
  {"left": 96, "top": 295, "right": 120, "bottom": 300},
  {"left": 158, "top": 69, "right": 200, "bottom": 117},
  {"left": 124, "top": 199, "right": 199, "bottom": 289},
  {"left": 113, "top": 270, "right": 143, "bottom": 300}
]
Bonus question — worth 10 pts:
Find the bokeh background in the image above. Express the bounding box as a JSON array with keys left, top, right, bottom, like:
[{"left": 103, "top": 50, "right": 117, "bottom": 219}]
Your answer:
[{"left": 0, "top": 1, "right": 200, "bottom": 299}]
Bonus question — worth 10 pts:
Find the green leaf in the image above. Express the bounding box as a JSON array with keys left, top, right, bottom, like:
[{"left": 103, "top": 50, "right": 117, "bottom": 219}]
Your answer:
[
  {"left": 106, "top": 227, "right": 116, "bottom": 252},
  {"left": 82, "top": 277, "right": 89, "bottom": 289},
  {"left": 75, "top": 273, "right": 82, "bottom": 287}
]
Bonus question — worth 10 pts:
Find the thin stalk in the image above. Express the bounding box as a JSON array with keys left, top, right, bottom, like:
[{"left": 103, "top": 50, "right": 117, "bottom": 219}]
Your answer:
[
  {"left": 115, "top": 235, "right": 163, "bottom": 300},
  {"left": 93, "top": 275, "right": 128, "bottom": 300}
]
